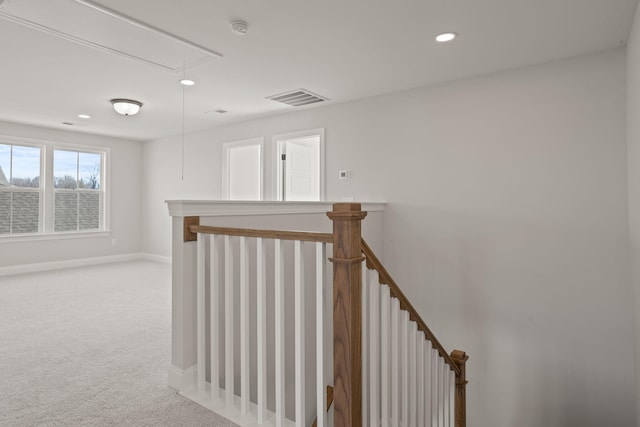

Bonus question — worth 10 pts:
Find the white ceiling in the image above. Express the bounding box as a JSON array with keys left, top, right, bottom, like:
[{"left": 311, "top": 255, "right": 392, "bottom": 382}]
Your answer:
[{"left": 0, "top": 0, "right": 637, "bottom": 141}]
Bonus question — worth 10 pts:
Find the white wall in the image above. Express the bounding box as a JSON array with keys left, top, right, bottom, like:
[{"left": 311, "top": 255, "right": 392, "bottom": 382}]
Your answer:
[
  {"left": 0, "top": 121, "right": 143, "bottom": 267},
  {"left": 628, "top": 3, "right": 640, "bottom": 426},
  {"left": 143, "top": 48, "right": 634, "bottom": 426}
]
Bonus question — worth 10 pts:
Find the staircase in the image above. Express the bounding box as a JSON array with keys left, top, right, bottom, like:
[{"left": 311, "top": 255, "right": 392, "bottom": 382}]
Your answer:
[{"left": 175, "top": 203, "right": 467, "bottom": 427}]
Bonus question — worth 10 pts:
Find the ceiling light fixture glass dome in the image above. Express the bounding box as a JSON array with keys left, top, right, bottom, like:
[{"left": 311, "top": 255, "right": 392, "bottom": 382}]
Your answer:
[{"left": 111, "top": 99, "right": 143, "bottom": 116}]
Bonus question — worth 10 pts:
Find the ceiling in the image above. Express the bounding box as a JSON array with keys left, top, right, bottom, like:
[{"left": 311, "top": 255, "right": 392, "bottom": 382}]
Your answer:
[{"left": 0, "top": 0, "right": 637, "bottom": 142}]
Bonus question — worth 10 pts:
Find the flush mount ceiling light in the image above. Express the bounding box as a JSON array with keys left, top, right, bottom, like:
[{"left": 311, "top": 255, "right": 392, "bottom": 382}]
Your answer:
[
  {"left": 435, "top": 32, "right": 457, "bottom": 42},
  {"left": 78, "top": 114, "right": 91, "bottom": 119},
  {"left": 111, "top": 99, "right": 142, "bottom": 116},
  {"left": 180, "top": 79, "right": 195, "bottom": 86}
]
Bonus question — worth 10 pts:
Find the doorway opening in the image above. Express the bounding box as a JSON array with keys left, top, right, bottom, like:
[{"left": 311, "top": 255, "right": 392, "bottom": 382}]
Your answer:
[{"left": 274, "top": 129, "right": 324, "bottom": 201}]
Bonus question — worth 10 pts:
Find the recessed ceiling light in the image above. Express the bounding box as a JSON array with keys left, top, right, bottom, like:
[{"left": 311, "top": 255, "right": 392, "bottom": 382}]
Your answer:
[
  {"left": 436, "top": 32, "right": 457, "bottom": 42},
  {"left": 78, "top": 114, "right": 91, "bottom": 119},
  {"left": 180, "top": 79, "right": 195, "bottom": 86}
]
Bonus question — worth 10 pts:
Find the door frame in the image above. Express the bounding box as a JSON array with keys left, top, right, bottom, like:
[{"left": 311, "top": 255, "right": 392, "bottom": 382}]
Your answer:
[{"left": 273, "top": 128, "right": 325, "bottom": 201}]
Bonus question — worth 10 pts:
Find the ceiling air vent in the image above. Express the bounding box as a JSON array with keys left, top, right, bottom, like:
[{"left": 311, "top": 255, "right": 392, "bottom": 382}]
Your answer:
[{"left": 266, "top": 89, "right": 328, "bottom": 107}]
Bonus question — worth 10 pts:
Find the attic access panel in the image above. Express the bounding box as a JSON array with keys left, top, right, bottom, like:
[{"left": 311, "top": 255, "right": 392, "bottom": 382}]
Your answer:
[{"left": 0, "top": 0, "right": 222, "bottom": 72}]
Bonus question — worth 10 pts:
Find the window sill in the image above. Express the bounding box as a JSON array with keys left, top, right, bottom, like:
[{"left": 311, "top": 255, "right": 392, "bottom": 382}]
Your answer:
[{"left": 0, "top": 230, "right": 110, "bottom": 243}]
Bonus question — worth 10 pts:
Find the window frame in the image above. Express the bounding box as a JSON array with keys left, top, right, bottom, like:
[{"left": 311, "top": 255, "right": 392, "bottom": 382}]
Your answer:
[
  {"left": 0, "top": 135, "right": 110, "bottom": 241},
  {"left": 53, "top": 147, "right": 106, "bottom": 233},
  {"left": 0, "top": 140, "right": 44, "bottom": 235}
]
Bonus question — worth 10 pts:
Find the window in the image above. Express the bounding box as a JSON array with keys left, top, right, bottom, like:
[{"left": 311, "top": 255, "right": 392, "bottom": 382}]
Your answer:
[
  {"left": 0, "top": 143, "right": 42, "bottom": 234},
  {"left": 0, "top": 137, "right": 108, "bottom": 238},
  {"left": 54, "top": 150, "right": 103, "bottom": 232}
]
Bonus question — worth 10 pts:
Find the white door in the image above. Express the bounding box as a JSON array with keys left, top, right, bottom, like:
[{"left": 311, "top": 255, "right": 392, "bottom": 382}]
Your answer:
[
  {"left": 223, "top": 138, "right": 263, "bottom": 200},
  {"left": 283, "top": 136, "right": 319, "bottom": 201}
]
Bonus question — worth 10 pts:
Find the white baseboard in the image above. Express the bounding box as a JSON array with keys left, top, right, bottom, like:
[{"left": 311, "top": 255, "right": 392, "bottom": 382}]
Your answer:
[
  {"left": 138, "top": 253, "right": 171, "bottom": 264},
  {"left": 0, "top": 253, "right": 170, "bottom": 277},
  {"left": 181, "top": 383, "right": 297, "bottom": 427},
  {"left": 168, "top": 364, "right": 197, "bottom": 392}
]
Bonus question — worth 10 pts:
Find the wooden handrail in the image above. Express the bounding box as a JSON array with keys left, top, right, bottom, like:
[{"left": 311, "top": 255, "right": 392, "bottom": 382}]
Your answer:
[
  {"left": 189, "top": 224, "right": 333, "bottom": 243},
  {"left": 361, "top": 239, "right": 461, "bottom": 377}
]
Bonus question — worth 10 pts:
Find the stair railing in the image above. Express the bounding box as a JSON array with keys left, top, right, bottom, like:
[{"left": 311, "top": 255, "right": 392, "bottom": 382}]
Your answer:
[
  {"left": 327, "top": 203, "right": 468, "bottom": 427},
  {"left": 182, "top": 203, "right": 467, "bottom": 427},
  {"left": 187, "top": 221, "right": 333, "bottom": 426}
]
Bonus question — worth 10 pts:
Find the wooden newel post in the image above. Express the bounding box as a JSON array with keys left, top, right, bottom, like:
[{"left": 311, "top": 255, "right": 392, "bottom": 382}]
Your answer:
[
  {"left": 451, "top": 349, "right": 469, "bottom": 427},
  {"left": 327, "top": 203, "right": 367, "bottom": 427}
]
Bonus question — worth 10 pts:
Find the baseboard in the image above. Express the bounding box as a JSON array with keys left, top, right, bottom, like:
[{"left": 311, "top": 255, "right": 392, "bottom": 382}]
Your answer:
[
  {"left": 138, "top": 253, "right": 171, "bottom": 264},
  {"left": 181, "top": 382, "right": 297, "bottom": 427},
  {"left": 0, "top": 253, "right": 170, "bottom": 277},
  {"left": 168, "top": 364, "right": 197, "bottom": 392}
]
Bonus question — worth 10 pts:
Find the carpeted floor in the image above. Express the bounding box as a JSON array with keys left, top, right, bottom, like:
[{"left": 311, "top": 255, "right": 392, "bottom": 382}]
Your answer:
[{"left": 0, "top": 261, "right": 238, "bottom": 427}]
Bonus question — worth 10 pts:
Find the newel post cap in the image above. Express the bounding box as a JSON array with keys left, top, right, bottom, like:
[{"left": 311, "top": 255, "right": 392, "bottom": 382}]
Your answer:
[{"left": 326, "top": 203, "right": 367, "bottom": 220}]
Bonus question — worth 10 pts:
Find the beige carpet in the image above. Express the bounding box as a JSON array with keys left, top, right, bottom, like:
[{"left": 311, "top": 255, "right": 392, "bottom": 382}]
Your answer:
[{"left": 0, "top": 260, "right": 237, "bottom": 427}]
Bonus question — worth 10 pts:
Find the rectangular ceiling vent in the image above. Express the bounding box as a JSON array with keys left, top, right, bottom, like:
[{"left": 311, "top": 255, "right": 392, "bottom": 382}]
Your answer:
[
  {"left": 266, "top": 89, "right": 328, "bottom": 107},
  {"left": 0, "top": 0, "right": 222, "bottom": 72}
]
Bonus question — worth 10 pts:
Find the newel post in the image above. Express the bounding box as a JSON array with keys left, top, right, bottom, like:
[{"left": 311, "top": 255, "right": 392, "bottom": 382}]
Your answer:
[
  {"left": 451, "top": 349, "right": 469, "bottom": 427},
  {"left": 327, "top": 203, "right": 367, "bottom": 427}
]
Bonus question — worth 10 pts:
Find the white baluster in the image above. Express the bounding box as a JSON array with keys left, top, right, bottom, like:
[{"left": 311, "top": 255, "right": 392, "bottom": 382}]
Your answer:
[
  {"left": 210, "top": 235, "right": 220, "bottom": 403},
  {"left": 324, "top": 242, "right": 332, "bottom": 397},
  {"left": 390, "top": 298, "right": 400, "bottom": 427},
  {"left": 431, "top": 349, "right": 438, "bottom": 427},
  {"left": 294, "top": 240, "right": 305, "bottom": 427},
  {"left": 369, "top": 271, "right": 380, "bottom": 426},
  {"left": 256, "top": 237, "right": 266, "bottom": 423},
  {"left": 408, "top": 322, "right": 417, "bottom": 427},
  {"left": 380, "top": 286, "right": 391, "bottom": 427},
  {"left": 416, "top": 331, "right": 425, "bottom": 427},
  {"left": 275, "top": 239, "right": 285, "bottom": 425},
  {"left": 240, "top": 237, "right": 249, "bottom": 415},
  {"left": 449, "top": 370, "right": 455, "bottom": 427},
  {"left": 424, "top": 341, "right": 433, "bottom": 427},
  {"left": 196, "top": 233, "right": 206, "bottom": 395},
  {"left": 224, "top": 236, "right": 234, "bottom": 408},
  {"left": 438, "top": 356, "right": 444, "bottom": 427},
  {"left": 401, "top": 311, "right": 409, "bottom": 427},
  {"left": 362, "top": 263, "right": 369, "bottom": 427},
  {"left": 443, "top": 360, "right": 449, "bottom": 427},
  {"left": 315, "top": 242, "right": 327, "bottom": 427}
]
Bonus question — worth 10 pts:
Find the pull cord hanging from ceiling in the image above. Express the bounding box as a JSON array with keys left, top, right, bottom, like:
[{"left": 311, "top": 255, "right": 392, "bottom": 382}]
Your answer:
[{"left": 181, "top": 60, "right": 186, "bottom": 181}]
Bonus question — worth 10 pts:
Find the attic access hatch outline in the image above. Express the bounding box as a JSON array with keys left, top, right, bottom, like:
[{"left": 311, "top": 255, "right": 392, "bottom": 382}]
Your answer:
[{"left": 0, "top": 0, "right": 222, "bottom": 72}]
